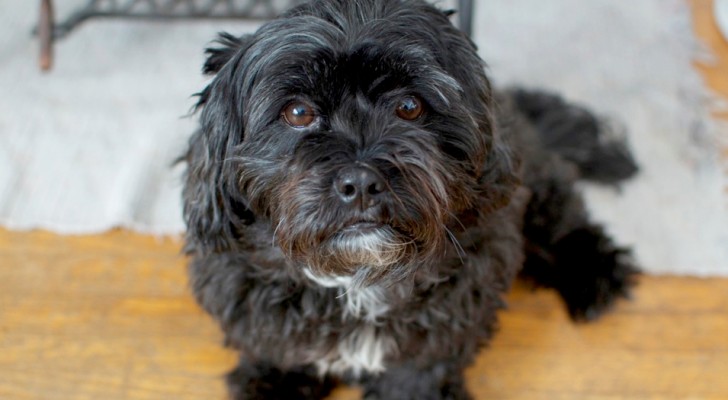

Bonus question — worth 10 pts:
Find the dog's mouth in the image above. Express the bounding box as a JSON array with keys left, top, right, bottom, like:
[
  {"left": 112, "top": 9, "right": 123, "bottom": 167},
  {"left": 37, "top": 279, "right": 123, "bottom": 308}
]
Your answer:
[
  {"left": 285, "top": 215, "right": 432, "bottom": 281},
  {"left": 341, "top": 221, "right": 386, "bottom": 234}
]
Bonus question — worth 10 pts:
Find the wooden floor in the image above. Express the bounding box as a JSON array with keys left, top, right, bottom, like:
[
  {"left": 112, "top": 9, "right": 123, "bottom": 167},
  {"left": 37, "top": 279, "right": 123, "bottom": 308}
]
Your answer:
[
  {"left": 1, "top": 229, "right": 727, "bottom": 400},
  {"left": 2, "top": 1, "right": 727, "bottom": 399}
]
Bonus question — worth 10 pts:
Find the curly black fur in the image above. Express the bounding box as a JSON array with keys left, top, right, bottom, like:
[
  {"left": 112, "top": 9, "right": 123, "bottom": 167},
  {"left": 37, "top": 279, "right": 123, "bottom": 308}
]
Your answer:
[
  {"left": 509, "top": 89, "right": 638, "bottom": 184},
  {"left": 182, "top": 1, "right": 639, "bottom": 398}
]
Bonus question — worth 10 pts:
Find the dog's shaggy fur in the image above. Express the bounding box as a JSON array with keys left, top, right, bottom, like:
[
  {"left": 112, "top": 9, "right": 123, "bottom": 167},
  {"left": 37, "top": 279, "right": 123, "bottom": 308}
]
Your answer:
[{"left": 182, "top": 1, "right": 639, "bottom": 398}]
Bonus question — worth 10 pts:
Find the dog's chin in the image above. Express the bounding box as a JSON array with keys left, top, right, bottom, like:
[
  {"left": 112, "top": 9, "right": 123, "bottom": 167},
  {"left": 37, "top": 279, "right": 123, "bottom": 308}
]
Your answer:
[
  {"left": 330, "top": 223, "right": 409, "bottom": 267},
  {"left": 300, "top": 223, "right": 414, "bottom": 283}
]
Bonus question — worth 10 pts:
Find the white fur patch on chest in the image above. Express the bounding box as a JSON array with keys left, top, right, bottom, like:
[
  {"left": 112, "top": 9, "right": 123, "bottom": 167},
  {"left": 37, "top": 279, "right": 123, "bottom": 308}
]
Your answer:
[
  {"left": 303, "top": 268, "right": 390, "bottom": 321},
  {"left": 303, "top": 269, "right": 397, "bottom": 376},
  {"left": 314, "top": 324, "right": 396, "bottom": 377}
]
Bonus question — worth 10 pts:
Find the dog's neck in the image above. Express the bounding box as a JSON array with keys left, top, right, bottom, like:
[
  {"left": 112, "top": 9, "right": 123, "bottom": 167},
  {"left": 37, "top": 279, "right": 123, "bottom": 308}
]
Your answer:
[{"left": 303, "top": 268, "right": 391, "bottom": 322}]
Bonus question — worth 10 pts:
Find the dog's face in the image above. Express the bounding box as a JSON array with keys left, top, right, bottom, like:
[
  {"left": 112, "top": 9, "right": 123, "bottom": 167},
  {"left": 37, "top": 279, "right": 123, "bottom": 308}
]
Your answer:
[{"left": 185, "top": 0, "right": 518, "bottom": 285}]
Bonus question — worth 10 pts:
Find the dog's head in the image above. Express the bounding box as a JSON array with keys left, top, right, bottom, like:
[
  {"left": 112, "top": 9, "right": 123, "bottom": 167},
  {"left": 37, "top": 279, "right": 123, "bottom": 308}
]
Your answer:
[{"left": 184, "top": 0, "right": 518, "bottom": 285}]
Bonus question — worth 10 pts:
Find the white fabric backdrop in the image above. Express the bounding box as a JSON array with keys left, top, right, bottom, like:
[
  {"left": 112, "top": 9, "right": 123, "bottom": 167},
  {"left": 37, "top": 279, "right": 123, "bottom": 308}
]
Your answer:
[{"left": 0, "top": 0, "right": 726, "bottom": 275}]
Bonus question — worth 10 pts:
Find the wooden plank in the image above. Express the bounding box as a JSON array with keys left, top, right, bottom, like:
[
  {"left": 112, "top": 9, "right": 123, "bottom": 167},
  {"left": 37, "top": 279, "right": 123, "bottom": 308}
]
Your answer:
[
  {"left": 1, "top": 228, "right": 727, "bottom": 399},
  {"left": 0, "top": 229, "right": 236, "bottom": 400}
]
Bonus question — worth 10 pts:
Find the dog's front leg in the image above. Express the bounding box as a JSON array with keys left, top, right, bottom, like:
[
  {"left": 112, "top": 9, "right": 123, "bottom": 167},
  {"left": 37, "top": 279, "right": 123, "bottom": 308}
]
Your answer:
[
  {"left": 521, "top": 157, "right": 639, "bottom": 320},
  {"left": 361, "top": 361, "right": 472, "bottom": 400},
  {"left": 227, "top": 359, "right": 336, "bottom": 400},
  {"left": 188, "top": 253, "right": 340, "bottom": 399}
]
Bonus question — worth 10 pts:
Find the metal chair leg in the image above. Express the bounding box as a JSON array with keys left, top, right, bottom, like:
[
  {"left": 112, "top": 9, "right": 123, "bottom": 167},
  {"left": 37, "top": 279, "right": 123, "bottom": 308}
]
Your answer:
[
  {"left": 39, "top": 0, "right": 54, "bottom": 71},
  {"left": 458, "top": 0, "right": 473, "bottom": 38}
]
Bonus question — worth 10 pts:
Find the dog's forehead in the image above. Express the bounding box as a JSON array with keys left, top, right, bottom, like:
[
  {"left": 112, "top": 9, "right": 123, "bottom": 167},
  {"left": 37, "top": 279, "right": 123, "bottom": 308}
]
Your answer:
[
  {"left": 242, "top": 3, "right": 463, "bottom": 98},
  {"left": 260, "top": 33, "right": 431, "bottom": 83},
  {"left": 304, "top": 43, "right": 434, "bottom": 96}
]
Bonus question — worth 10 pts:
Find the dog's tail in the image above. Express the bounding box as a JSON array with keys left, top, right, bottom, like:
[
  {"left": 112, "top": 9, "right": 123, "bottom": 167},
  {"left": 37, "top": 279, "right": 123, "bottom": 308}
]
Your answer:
[{"left": 509, "top": 89, "right": 638, "bottom": 184}]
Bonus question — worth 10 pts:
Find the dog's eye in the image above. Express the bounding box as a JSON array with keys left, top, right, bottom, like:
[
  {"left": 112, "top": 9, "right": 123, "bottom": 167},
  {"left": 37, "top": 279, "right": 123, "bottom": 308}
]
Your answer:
[
  {"left": 395, "top": 96, "right": 424, "bottom": 121},
  {"left": 282, "top": 101, "right": 316, "bottom": 128}
]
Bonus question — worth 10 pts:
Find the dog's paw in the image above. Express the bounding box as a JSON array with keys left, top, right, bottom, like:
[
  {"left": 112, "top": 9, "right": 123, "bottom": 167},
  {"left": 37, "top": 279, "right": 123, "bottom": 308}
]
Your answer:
[
  {"left": 364, "top": 384, "right": 472, "bottom": 400},
  {"left": 553, "top": 226, "right": 639, "bottom": 321},
  {"left": 227, "top": 362, "right": 336, "bottom": 400},
  {"left": 362, "top": 363, "right": 472, "bottom": 400}
]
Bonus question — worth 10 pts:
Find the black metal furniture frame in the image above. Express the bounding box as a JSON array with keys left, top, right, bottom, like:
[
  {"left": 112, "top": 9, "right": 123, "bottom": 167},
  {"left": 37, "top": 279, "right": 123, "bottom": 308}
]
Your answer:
[{"left": 37, "top": 0, "right": 474, "bottom": 70}]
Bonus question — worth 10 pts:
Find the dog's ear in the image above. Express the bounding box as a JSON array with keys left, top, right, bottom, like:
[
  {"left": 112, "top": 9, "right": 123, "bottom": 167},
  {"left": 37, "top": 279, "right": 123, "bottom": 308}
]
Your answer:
[
  {"left": 193, "top": 33, "right": 254, "bottom": 112},
  {"left": 202, "top": 32, "right": 252, "bottom": 75},
  {"left": 183, "top": 122, "right": 254, "bottom": 254},
  {"left": 184, "top": 34, "right": 257, "bottom": 254}
]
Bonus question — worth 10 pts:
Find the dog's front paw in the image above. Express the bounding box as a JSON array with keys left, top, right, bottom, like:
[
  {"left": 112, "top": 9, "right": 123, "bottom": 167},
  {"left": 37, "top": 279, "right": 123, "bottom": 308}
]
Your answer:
[
  {"left": 553, "top": 226, "right": 639, "bottom": 321},
  {"left": 227, "top": 361, "right": 336, "bottom": 400},
  {"left": 362, "top": 363, "right": 472, "bottom": 400},
  {"left": 364, "top": 383, "right": 471, "bottom": 400}
]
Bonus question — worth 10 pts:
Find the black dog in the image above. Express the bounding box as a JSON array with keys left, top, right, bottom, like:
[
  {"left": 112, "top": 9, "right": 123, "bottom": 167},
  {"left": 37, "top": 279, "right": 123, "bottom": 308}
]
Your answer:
[{"left": 182, "top": 1, "right": 639, "bottom": 398}]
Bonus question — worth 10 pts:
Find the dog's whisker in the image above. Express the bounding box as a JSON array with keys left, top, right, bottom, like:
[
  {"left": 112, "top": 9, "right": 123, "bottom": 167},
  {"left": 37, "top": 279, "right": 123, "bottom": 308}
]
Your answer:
[
  {"left": 220, "top": 155, "right": 247, "bottom": 164},
  {"left": 272, "top": 218, "right": 285, "bottom": 248},
  {"left": 443, "top": 225, "right": 466, "bottom": 265},
  {"left": 446, "top": 210, "right": 468, "bottom": 232}
]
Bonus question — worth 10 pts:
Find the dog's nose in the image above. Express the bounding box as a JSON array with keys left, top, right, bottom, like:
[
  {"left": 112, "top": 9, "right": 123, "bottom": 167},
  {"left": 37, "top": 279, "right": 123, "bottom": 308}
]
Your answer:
[{"left": 334, "top": 166, "right": 387, "bottom": 209}]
